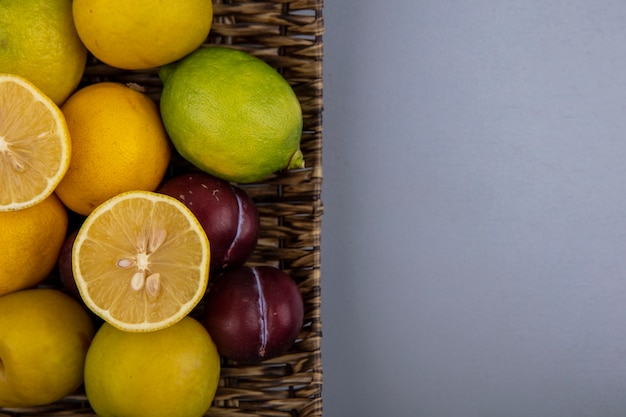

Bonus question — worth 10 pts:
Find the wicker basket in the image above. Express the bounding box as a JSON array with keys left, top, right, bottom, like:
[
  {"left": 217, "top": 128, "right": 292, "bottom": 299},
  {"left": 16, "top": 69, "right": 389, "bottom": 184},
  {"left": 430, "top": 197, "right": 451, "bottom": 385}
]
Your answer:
[{"left": 0, "top": 1, "right": 323, "bottom": 416}]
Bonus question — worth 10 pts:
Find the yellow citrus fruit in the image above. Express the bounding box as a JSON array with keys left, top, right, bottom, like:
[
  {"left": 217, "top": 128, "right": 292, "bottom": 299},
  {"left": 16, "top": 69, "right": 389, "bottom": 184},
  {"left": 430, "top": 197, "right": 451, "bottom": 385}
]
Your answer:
[
  {"left": 72, "top": 190, "right": 210, "bottom": 332},
  {"left": 0, "top": 194, "right": 68, "bottom": 297},
  {"left": 84, "top": 317, "right": 220, "bottom": 417},
  {"left": 159, "top": 46, "right": 304, "bottom": 184},
  {"left": 72, "top": 0, "right": 213, "bottom": 70},
  {"left": 0, "top": 288, "right": 95, "bottom": 407},
  {"left": 55, "top": 82, "right": 171, "bottom": 216},
  {"left": 0, "top": 0, "right": 87, "bottom": 105},
  {"left": 0, "top": 74, "right": 71, "bottom": 212}
]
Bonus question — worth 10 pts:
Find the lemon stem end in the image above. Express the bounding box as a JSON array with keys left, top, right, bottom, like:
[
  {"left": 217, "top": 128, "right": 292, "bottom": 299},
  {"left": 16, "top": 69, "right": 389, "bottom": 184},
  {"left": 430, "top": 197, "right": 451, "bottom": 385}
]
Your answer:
[{"left": 287, "top": 149, "right": 304, "bottom": 170}]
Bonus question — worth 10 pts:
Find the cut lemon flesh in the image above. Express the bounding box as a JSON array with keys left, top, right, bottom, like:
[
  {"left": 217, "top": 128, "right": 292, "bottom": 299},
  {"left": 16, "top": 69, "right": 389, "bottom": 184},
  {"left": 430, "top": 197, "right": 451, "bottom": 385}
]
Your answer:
[
  {"left": 72, "top": 191, "right": 210, "bottom": 332},
  {"left": 0, "top": 74, "right": 71, "bottom": 211}
]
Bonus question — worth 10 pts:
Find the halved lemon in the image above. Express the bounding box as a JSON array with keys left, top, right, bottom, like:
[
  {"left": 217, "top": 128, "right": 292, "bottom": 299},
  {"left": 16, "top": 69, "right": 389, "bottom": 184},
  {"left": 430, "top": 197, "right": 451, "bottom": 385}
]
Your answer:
[
  {"left": 0, "top": 73, "right": 71, "bottom": 211},
  {"left": 72, "top": 190, "right": 210, "bottom": 332}
]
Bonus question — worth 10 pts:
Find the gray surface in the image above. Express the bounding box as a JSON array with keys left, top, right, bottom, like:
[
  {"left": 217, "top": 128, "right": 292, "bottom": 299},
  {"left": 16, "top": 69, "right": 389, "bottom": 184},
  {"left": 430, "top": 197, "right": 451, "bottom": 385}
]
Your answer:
[{"left": 321, "top": 1, "right": 626, "bottom": 416}]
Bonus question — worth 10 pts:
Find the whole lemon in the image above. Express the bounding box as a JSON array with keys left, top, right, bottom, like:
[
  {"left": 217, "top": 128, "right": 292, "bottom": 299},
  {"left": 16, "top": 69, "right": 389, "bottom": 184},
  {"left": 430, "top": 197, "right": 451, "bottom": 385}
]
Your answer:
[
  {"left": 72, "top": 0, "right": 213, "bottom": 70},
  {"left": 85, "top": 317, "right": 220, "bottom": 417},
  {"left": 0, "top": 0, "right": 87, "bottom": 105},
  {"left": 0, "top": 194, "right": 68, "bottom": 296},
  {"left": 55, "top": 82, "right": 171, "bottom": 215},
  {"left": 159, "top": 46, "right": 304, "bottom": 184},
  {"left": 0, "top": 288, "right": 95, "bottom": 407}
]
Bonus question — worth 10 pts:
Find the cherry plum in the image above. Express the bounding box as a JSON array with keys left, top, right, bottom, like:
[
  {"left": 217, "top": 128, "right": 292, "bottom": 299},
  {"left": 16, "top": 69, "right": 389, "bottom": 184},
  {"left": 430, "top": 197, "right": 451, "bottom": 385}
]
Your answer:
[
  {"left": 158, "top": 172, "right": 259, "bottom": 272},
  {"left": 203, "top": 266, "right": 304, "bottom": 363}
]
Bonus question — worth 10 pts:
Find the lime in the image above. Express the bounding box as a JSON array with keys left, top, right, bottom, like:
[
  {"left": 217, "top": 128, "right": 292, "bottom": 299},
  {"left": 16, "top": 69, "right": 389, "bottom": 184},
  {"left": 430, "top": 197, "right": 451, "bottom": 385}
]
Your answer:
[{"left": 159, "top": 46, "right": 304, "bottom": 184}]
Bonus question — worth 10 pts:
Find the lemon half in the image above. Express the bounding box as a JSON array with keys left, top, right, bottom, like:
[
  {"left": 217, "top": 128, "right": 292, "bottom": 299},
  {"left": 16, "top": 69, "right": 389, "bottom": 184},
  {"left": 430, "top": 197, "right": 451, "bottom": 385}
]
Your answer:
[
  {"left": 72, "top": 191, "right": 210, "bottom": 332},
  {"left": 0, "top": 74, "right": 71, "bottom": 212}
]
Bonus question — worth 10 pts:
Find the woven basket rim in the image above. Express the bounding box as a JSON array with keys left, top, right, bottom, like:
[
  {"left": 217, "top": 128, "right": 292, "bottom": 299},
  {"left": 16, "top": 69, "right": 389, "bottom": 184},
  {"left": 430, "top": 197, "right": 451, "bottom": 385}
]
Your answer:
[{"left": 0, "top": 1, "right": 324, "bottom": 417}]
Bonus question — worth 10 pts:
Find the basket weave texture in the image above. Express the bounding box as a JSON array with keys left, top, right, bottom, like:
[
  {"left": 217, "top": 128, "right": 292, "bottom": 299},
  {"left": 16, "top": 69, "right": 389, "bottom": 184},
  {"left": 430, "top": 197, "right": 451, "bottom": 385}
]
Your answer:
[{"left": 0, "top": 1, "right": 323, "bottom": 416}]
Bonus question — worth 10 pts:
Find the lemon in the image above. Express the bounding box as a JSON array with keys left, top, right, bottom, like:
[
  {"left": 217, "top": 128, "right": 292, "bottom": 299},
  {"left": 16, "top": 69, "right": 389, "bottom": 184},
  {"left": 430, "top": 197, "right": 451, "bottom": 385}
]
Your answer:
[
  {"left": 55, "top": 82, "right": 171, "bottom": 216},
  {"left": 0, "top": 0, "right": 87, "bottom": 105},
  {"left": 85, "top": 317, "right": 220, "bottom": 417},
  {"left": 0, "top": 194, "right": 68, "bottom": 297},
  {"left": 159, "top": 46, "right": 304, "bottom": 184},
  {"left": 72, "top": 191, "right": 210, "bottom": 332},
  {"left": 0, "top": 74, "right": 71, "bottom": 212},
  {"left": 72, "top": 0, "right": 213, "bottom": 70},
  {"left": 0, "top": 289, "right": 95, "bottom": 407}
]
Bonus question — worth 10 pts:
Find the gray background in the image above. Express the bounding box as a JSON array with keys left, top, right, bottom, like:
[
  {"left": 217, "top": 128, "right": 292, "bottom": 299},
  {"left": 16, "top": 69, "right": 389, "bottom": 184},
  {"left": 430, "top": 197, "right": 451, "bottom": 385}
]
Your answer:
[{"left": 321, "top": 1, "right": 626, "bottom": 416}]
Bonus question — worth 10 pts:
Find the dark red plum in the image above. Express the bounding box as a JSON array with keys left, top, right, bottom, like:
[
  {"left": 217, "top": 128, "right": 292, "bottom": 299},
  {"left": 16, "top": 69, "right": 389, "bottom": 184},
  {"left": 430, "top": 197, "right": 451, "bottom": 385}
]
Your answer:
[
  {"left": 203, "top": 266, "right": 304, "bottom": 363},
  {"left": 57, "top": 229, "right": 81, "bottom": 299},
  {"left": 157, "top": 172, "right": 259, "bottom": 272}
]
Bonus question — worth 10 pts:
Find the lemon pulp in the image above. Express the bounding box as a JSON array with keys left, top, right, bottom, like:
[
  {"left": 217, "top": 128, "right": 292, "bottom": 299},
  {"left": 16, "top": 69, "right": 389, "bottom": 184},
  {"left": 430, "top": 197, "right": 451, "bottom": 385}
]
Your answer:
[
  {"left": 72, "top": 191, "right": 210, "bottom": 332},
  {"left": 0, "top": 74, "right": 71, "bottom": 211}
]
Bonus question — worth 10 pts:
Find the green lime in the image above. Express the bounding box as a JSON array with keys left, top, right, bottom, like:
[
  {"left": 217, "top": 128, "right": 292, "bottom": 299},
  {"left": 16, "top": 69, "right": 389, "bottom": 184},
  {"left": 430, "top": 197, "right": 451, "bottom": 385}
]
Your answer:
[{"left": 159, "top": 46, "right": 304, "bottom": 184}]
